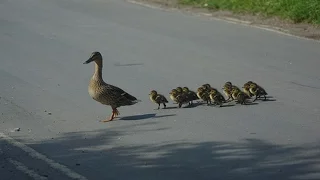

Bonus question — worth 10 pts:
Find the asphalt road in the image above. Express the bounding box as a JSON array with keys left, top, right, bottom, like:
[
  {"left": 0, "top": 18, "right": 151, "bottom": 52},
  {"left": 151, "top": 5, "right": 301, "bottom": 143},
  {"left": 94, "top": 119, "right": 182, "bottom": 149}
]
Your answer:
[{"left": 1, "top": 0, "right": 320, "bottom": 179}]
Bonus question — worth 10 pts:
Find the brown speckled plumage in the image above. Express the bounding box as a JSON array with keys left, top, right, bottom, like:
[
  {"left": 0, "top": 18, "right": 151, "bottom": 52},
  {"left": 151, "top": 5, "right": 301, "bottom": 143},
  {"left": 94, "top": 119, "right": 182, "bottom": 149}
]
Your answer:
[{"left": 84, "top": 51, "right": 140, "bottom": 122}]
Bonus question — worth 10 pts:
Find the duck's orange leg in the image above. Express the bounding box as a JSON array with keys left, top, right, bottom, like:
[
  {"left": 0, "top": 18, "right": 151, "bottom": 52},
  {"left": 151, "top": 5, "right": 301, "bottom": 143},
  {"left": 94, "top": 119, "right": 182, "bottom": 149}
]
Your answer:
[{"left": 101, "top": 108, "right": 119, "bottom": 122}]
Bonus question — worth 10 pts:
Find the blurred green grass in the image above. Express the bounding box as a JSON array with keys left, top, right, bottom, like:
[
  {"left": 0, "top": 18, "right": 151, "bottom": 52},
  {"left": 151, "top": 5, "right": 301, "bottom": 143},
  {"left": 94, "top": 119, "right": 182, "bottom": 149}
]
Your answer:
[{"left": 179, "top": 0, "right": 320, "bottom": 24}]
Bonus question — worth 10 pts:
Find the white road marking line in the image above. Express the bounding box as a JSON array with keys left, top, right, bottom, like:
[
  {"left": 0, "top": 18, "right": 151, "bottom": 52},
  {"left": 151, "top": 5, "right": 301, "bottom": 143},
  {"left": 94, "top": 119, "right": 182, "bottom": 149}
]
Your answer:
[
  {"left": 0, "top": 133, "right": 88, "bottom": 180},
  {"left": 8, "top": 158, "right": 48, "bottom": 180},
  {"left": 127, "top": 0, "right": 320, "bottom": 43}
]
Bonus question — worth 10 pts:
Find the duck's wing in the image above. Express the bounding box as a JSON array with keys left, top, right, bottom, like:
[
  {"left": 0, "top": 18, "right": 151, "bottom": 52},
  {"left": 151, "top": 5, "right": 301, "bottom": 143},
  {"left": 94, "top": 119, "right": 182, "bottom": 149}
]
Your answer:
[
  {"left": 105, "top": 84, "right": 138, "bottom": 101},
  {"left": 156, "top": 95, "right": 168, "bottom": 103}
]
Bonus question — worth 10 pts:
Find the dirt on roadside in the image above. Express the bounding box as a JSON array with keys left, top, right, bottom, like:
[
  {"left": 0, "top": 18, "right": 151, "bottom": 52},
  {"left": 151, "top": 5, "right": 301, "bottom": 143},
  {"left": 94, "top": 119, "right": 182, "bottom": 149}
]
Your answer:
[{"left": 130, "top": 0, "right": 320, "bottom": 41}]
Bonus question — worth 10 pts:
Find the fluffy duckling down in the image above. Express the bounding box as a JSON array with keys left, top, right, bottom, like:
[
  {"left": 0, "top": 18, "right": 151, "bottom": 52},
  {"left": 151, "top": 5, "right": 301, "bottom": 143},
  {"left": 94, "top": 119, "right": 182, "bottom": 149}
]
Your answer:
[
  {"left": 149, "top": 90, "right": 169, "bottom": 109},
  {"left": 249, "top": 83, "right": 268, "bottom": 101},
  {"left": 222, "top": 81, "right": 233, "bottom": 101},
  {"left": 197, "top": 86, "right": 211, "bottom": 105},
  {"left": 169, "top": 89, "right": 189, "bottom": 108},
  {"left": 242, "top": 82, "right": 254, "bottom": 98},
  {"left": 182, "top": 87, "right": 199, "bottom": 105},
  {"left": 231, "top": 87, "right": 251, "bottom": 105},
  {"left": 209, "top": 88, "right": 226, "bottom": 107}
]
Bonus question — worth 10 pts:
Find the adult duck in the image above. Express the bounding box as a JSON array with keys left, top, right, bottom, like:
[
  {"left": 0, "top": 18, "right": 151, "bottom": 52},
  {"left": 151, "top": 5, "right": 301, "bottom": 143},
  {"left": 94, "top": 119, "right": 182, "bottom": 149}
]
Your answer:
[{"left": 83, "top": 51, "right": 140, "bottom": 122}]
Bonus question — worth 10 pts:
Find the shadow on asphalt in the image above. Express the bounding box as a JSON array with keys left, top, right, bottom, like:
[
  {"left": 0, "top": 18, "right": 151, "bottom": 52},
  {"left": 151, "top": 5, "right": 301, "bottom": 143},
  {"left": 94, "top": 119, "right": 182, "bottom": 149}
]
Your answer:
[
  {"left": 22, "top": 127, "right": 320, "bottom": 180},
  {"left": 119, "top": 113, "right": 176, "bottom": 120}
]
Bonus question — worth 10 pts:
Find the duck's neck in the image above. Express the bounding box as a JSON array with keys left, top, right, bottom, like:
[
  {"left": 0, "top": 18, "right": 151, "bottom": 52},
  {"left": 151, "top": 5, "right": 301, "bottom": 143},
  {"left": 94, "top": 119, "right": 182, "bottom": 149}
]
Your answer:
[{"left": 92, "top": 60, "right": 103, "bottom": 81}]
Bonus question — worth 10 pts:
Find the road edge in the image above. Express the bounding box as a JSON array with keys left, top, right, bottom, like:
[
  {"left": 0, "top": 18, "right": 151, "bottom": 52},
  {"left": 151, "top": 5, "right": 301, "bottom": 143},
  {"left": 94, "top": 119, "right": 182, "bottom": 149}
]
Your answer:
[{"left": 127, "top": 0, "right": 320, "bottom": 43}]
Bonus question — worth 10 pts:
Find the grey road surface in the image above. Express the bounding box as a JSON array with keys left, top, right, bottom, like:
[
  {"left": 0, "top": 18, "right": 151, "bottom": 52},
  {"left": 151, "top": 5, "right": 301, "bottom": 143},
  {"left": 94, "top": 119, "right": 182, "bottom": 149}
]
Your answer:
[{"left": 1, "top": 0, "right": 320, "bottom": 179}]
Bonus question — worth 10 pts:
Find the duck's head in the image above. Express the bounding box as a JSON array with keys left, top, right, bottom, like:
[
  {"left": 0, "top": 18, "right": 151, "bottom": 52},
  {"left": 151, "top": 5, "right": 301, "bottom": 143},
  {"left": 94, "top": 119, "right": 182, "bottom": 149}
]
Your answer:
[
  {"left": 225, "top": 81, "right": 232, "bottom": 85},
  {"left": 223, "top": 82, "right": 232, "bottom": 88},
  {"left": 176, "top": 87, "right": 183, "bottom": 93},
  {"left": 169, "top": 89, "right": 178, "bottom": 95},
  {"left": 182, "top": 87, "right": 189, "bottom": 92},
  {"left": 202, "top": 84, "right": 211, "bottom": 90},
  {"left": 197, "top": 87, "right": 205, "bottom": 93},
  {"left": 242, "top": 83, "right": 250, "bottom": 89},
  {"left": 231, "top": 87, "right": 239, "bottom": 94},
  {"left": 231, "top": 85, "right": 240, "bottom": 91},
  {"left": 149, "top": 90, "right": 157, "bottom": 96},
  {"left": 246, "top": 81, "right": 254, "bottom": 85},
  {"left": 83, "top": 51, "right": 102, "bottom": 64},
  {"left": 249, "top": 83, "right": 257, "bottom": 88}
]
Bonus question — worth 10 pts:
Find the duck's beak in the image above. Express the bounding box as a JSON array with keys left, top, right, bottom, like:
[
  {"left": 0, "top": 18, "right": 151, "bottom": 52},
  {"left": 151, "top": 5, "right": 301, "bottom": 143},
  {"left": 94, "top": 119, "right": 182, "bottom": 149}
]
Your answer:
[{"left": 83, "top": 57, "right": 94, "bottom": 64}]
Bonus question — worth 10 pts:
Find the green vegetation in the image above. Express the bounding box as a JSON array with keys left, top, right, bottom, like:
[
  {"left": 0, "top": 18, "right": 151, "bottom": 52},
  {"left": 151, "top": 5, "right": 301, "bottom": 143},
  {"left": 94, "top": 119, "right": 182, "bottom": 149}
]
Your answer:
[{"left": 179, "top": 0, "right": 320, "bottom": 24}]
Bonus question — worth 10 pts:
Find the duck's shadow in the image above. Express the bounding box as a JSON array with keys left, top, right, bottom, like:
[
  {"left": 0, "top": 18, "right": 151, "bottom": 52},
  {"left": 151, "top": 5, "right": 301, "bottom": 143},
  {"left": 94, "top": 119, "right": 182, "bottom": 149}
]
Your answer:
[{"left": 119, "top": 113, "right": 176, "bottom": 121}]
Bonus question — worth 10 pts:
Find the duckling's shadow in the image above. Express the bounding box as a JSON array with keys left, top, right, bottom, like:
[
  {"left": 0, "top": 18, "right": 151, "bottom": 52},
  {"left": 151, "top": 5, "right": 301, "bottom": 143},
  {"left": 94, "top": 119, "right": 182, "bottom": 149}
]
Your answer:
[
  {"left": 163, "top": 106, "right": 178, "bottom": 109},
  {"left": 184, "top": 103, "right": 203, "bottom": 108},
  {"left": 165, "top": 102, "right": 201, "bottom": 109},
  {"left": 241, "top": 102, "right": 259, "bottom": 106},
  {"left": 258, "top": 98, "right": 277, "bottom": 102},
  {"left": 119, "top": 113, "right": 176, "bottom": 121},
  {"left": 220, "top": 104, "right": 236, "bottom": 108}
]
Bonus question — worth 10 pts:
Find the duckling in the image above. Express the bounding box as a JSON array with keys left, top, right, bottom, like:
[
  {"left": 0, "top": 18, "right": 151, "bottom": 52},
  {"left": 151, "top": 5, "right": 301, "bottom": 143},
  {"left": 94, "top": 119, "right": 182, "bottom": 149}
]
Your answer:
[
  {"left": 209, "top": 89, "right": 226, "bottom": 107},
  {"left": 231, "top": 85, "right": 242, "bottom": 100},
  {"left": 170, "top": 86, "right": 186, "bottom": 104},
  {"left": 182, "top": 87, "right": 199, "bottom": 105},
  {"left": 222, "top": 82, "right": 233, "bottom": 101},
  {"left": 242, "top": 83, "right": 254, "bottom": 97},
  {"left": 231, "top": 87, "right": 250, "bottom": 105},
  {"left": 201, "top": 84, "right": 212, "bottom": 92},
  {"left": 83, "top": 51, "right": 140, "bottom": 122},
  {"left": 197, "top": 87, "right": 211, "bottom": 105},
  {"left": 224, "top": 81, "right": 232, "bottom": 87},
  {"left": 149, "top": 90, "right": 169, "bottom": 109},
  {"left": 169, "top": 89, "right": 189, "bottom": 108},
  {"left": 176, "top": 87, "right": 184, "bottom": 94},
  {"left": 249, "top": 83, "right": 268, "bottom": 101}
]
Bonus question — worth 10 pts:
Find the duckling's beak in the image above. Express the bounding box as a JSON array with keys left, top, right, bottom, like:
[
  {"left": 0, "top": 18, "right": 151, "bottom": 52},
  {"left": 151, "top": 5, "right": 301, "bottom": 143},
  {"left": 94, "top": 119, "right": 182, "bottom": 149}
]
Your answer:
[{"left": 83, "top": 57, "right": 94, "bottom": 64}]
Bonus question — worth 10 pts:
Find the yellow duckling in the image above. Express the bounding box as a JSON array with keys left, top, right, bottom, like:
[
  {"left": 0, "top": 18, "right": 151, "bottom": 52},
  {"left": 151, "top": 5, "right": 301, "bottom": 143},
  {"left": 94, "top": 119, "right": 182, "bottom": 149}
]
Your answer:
[
  {"left": 197, "top": 87, "right": 211, "bottom": 105},
  {"left": 169, "top": 88, "right": 178, "bottom": 102},
  {"left": 249, "top": 83, "right": 268, "bottom": 101},
  {"left": 231, "top": 85, "right": 242, "bottom": 100},
  {"left": 182, "top": 87, "right": 199, "bottom": 105},
  {"left": 209, "top": 88, "right": 226, "bottom": 107},
  {"left": 231, "top": 87, "right": 250, "bottom": 105},
  {"left": 242, "top": 83, "right": 254, "bottom": 97},
  {"left": 149, "top": 90, "right": 169, "bottom": 109},
  {"left": 222, "top": 81, "right": 233, "bottom": 101},
  {"left": 201, "top": 84, "right": 212, "bottom": 92},
  {"left": 169, "top": 89, "right": 189, "bottom": 108}
]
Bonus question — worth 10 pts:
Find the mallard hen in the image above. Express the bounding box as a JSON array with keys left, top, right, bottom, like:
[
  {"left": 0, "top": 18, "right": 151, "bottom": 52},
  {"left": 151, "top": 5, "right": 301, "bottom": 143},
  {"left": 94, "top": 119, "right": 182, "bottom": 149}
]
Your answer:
[{"left": 83, "top": 51, "right": 140, "bottom": 122}]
